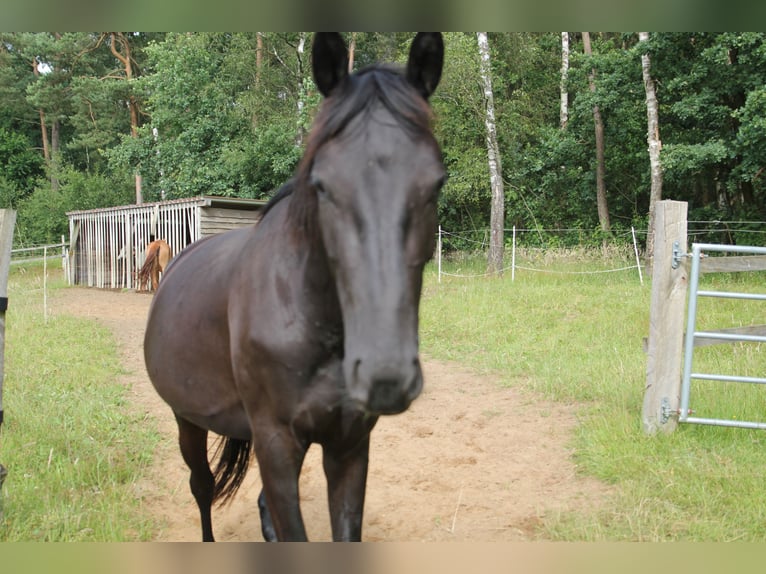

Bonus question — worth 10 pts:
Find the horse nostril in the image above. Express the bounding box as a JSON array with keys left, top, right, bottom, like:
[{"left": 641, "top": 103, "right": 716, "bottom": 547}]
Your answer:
[
  {"left": 368, "top": 378, "right": 406, "bottom": 415},
  {"left": 348, "top": 357, "right": 423, "bottom": 415}
]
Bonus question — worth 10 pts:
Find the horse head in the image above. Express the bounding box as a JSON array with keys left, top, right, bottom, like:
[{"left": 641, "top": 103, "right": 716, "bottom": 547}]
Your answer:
[{"left": 308, "top": 33, "right": 445, "bottom": 415}]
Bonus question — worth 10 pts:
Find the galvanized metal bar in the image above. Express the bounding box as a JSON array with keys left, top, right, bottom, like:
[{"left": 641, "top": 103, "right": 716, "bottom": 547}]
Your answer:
[
  {"left": 693, "top": 331, "right": 766, "bottom": 344},
  {"left": 690, "top": 373, "right": 766, "bottom": 385},
  {"left": 692, "top": 243, "right": 766, "bottom": 255},
  {"left": 680, "top": 243, "right": 702, "bottom": 422},
  {"left": 683, "top": 417, "right": 766, "bottom": 430},
  {"left": 697, "top": 290, "right": 766, "bottom": 301}
]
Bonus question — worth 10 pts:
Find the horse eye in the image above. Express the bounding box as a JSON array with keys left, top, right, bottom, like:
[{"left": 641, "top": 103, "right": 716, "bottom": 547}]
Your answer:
[{"left": 311, "top": 178, "right": 328, "bottom": 199}]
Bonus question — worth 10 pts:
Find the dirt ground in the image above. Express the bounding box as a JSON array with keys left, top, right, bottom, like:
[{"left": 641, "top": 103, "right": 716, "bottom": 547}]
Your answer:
[{"left": 51, "top": 287, "right": 610, "bottom": 542}]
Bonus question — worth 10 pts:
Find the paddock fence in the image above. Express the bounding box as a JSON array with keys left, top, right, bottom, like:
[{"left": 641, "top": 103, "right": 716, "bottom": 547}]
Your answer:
[
  {"left": 436, "top": 225, "right": 645, "bottom": 284},
  {"left": 642, "top": 200, "right": 766, "bottom": 434},
  {"left": 10, "top": 239, "right": 68, "bottom": 267}
]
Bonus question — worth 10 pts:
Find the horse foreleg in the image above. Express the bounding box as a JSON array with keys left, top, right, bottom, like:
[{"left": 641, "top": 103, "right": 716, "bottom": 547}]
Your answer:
[
  {"left": 175, "top": 415, "right": 216, "bottom": 542},
  {"left": 257, "top": 489, "right": 277, "bottom": 542},
  {"left": 322, "top": 436, "right": 371, "bottom": 541},
  {"left": 253, "top": 426, "right": 308, "bottom": 541}
]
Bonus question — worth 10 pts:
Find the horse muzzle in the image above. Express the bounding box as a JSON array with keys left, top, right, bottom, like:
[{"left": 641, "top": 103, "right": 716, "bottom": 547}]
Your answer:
[{"left": 347, "top": 357, "right": 423, "bottom": 415}]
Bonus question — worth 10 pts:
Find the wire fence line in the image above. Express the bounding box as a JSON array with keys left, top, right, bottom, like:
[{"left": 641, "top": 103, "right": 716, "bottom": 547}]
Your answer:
[
  {"left": 512, "top": 264, "right": 640, "bottom": 274},
  {"left": 10, "top": 221, "right": 764, "bottom": 286},
  {"left": 436, "top": 220, "right": 766, "bottom": 284},
  {"left": 10, "top": 238, "right": 68, "bottom": 267},
  {"left": 10, "top": 239, "right": 69, "bottom": 323},
  {"left": 436, "top": 225, "right": 646, "bottom": 284},
  {"left": 440, "top": 222, "right": 766, "bottom": 243}
]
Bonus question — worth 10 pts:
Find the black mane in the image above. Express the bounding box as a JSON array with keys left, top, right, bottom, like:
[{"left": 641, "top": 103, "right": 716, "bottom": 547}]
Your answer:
[{"left": 259, "top": 178, "right": 296, "bottom": 220}]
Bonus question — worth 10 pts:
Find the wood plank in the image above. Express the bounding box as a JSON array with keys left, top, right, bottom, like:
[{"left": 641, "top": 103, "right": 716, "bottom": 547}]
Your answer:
[
  {"left": 692, "top": 324, "right": 766, "bottom": 347},
  {"left": 200, "top": 206, "right": 261, "bottom": 237},
  {"left": 700, "top": 255, "right": 766, "bottom": 273}
]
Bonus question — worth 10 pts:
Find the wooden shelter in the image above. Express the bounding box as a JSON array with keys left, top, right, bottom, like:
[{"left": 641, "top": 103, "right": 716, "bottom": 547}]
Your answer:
[{"left": 67, "top": 196, "right": 266, "bottom": 289}]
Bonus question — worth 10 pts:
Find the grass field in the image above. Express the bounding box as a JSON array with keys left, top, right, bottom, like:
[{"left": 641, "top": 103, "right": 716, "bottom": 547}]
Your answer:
[
  {"left": 0, "top": 263, "right": 160, "bottom": 541},
  {"left": 421, "top": 249, "right": 766, "bottom": 541},
  {"left": 3, "top": 248, "right": 766, "bottom": 541}
]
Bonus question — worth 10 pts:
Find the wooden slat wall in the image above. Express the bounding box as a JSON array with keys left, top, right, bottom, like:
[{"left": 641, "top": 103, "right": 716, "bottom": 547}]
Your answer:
[
  {"left": 199, "top": 207, "right": 261, "bottom": 237},
  {"left": 69, "top": 199, "right": 203, "bottom": 289},
  {"left": 68, "top": 198, "right": 262, "bottom": 289}
]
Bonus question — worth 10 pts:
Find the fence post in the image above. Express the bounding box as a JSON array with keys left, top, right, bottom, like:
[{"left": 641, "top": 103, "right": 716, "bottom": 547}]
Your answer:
[
  {"left": 437, "top": 225, "right": 442, "bottom": 283},
  {"left": 632, "top": 226, "right": 644, "bottom": 286},
  {"left": 0, "top": 209, "right": 16, "bottom": 516},
  {"left": 642, "top": 200, "right": 688, "bottom": 434},
  {"left": 43, "top": 245, "right": 48, "bottom": 323},
  {"left": 511, "top": 225, "right": 516, "bottom": 282}
]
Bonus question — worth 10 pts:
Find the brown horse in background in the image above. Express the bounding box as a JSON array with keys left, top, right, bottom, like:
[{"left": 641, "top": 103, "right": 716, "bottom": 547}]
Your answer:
[{"left": 137, "top": 239, "right": 172, "bottom": 292}]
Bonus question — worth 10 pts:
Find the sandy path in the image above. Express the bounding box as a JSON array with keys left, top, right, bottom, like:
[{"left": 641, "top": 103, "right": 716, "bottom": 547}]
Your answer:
[{"left": 52, "top": 287, "right": 608, "bottom": 541}]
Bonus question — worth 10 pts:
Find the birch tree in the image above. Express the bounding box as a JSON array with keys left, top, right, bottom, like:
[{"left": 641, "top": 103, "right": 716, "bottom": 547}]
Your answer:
[
  {"left": 560, "top": 32, "right": 569, "bottom": 129},
  {"left": 582, "top": 32, "right": 611, "bottom": 236},
  {"left": 639, "top": 32, "right": 663, "bottom": 266},
  {"left": 348, "top": 32, "right": 356, "bottom": 72},
  {"left": 295, "top": 32, "right": 308, "bottom": 147},
  {"left": 477, "top": 32, "right": 504, "bottom": 276}
]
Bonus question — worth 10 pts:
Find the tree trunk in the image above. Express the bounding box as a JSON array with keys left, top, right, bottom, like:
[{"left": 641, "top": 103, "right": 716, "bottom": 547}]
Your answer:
[
  {"left": 31, "top": 57, "right": 51, "bottom": 177},
  {"left": 251, "top": 32, "right": 264, "bottom": 129},
  {"left": 477, "top": 32, "right": 505, "bottom": 276},
  {"left": 640, "top": 32, "right": 663, "bottom": 271},
  {"left": 255, "top": 32, "right": 263, "bottom": 88},
  {"left": 295, "top": 32, "right": 307, "bottom": 147},
  {"left": 582, "top": 32, "right": 611, "bottom": 236},
  {"left": 348, "top": 32, "right": 356, "bottom": 73},
  {"left": 109, "top": 32, "right": 142, "bottom": 203},
  {"left": 50, "top": 119, "right": 60, "bottom": 192},
  {"left": 37, "top": 108, "right": 50, "bottom": 162},
  {"left": 560, "top": 32, "right": 569, "bottom": 129}
]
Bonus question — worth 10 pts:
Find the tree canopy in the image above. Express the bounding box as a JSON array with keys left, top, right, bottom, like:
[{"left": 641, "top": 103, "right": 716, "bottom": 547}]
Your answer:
[{"left": 2, "top": 32, "right": 766, "bottom": 246}]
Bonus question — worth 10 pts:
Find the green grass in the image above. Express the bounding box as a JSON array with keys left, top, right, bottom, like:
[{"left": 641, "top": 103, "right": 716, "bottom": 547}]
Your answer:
[
  {"left": 421, "top": 251, "right": 766, "bottom": 541},
  {"left": 3, "top": 251, "right": 766, "bottom": 541},
  {"left": 0, "top": 263, "right": 160, "bottom": 541}
]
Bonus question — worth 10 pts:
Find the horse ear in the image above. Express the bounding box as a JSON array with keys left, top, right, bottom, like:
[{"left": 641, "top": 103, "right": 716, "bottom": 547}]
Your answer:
[
  {"left": 406, "top": 32, "right": 444, "bottom": 100},
  {"left": 312, "top": 32, "right": 349, "bottom": 97}
]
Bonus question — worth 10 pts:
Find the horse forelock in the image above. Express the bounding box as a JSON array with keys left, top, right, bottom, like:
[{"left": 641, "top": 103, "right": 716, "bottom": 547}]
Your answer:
[{"left": 277, "top": 64, "right": 436, "bottom": 238}]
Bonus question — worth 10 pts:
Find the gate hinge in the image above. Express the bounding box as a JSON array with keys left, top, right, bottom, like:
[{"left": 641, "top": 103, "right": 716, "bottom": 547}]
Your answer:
[
  {"left": 671, "top": 241, "right": 687, "bottom": 269},
  {"left": 661, "top": 397, "right": 679, "bottom": 424}
]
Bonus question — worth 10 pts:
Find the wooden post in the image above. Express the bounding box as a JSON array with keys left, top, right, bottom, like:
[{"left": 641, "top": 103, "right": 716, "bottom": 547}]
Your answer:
[
  {"left": 511, "top": 225, "right": 516, "bottom": 282},
  {"left": 642, "top": 200, "right": 688, "bottom": 434},
  {"left": 437, "top": 225, "right": 442, "bottom": 283},
  {"left": 0, "top": 209, "right": 17, "bottom": 515}
]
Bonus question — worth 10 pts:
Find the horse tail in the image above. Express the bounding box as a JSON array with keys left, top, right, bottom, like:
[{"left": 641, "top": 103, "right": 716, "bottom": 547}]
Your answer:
[
  {"left": 138, "top": 245, "right": 159, "bottom": 288},
  {"left": 210, "top": 436, "right": 252, "bottom": 506}
]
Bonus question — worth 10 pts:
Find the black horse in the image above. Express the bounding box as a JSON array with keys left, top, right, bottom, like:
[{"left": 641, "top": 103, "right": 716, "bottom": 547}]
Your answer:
[{"left": 144, "top": 32, "right": 445, "bottom": 541}]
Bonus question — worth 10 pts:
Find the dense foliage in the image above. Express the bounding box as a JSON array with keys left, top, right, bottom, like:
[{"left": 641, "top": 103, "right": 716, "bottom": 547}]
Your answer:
[{"left": 2, "top": 32, "right": 766, "bottom": 246}]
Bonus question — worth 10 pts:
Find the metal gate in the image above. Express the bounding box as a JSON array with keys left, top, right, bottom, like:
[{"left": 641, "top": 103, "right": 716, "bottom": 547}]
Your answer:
[{"left": 680, "top": 243, "right": 766, "bottom": 429}]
